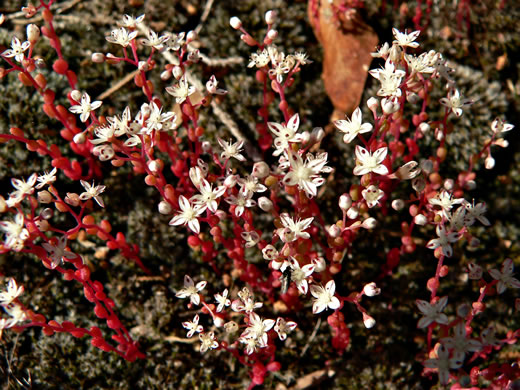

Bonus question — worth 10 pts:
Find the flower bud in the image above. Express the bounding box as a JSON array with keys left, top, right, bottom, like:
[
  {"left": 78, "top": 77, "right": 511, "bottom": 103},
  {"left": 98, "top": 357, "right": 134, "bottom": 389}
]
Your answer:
[
  {"left": 252, "top": 161, "right": 270, "bottom": 179},
  {"left": 265, "top": 10, "right": 277, "bottom": 24},
  {"left": 414, "top": 214, "right": 427, "bottom": 225},
  {"left": 224, "top": 174, "right": 238, "bottom": 188},
  {"left": 339, "top": 193, "right": 352, "bottom": 211},
  {"left": 382, "top": 97, "right": 400, "bottom": 114},
  {"left": 266, "top": 29, "right": 278, "bottom": 40},
  {"left": 485, "top": 156, "right": 495, "bottom": 169},
  {"left": 91, "top": 52, "right": 105, "bottom": 63},
  {"left": 173, "top": 66, "right": 184, "bottom": 80},
  {"left": 40, "top": 207, "right": 54, "bottom": 220},
  {"left": 27, "top": 24, "right": 40, "bottom": 43},
  {"left": 300, "top": 131, "right": 310, "bottom": 144},
  {"left": 65, "top": 192, "right": 80, "bottom": 207},
  {"left": 420, "top": 159, "right": 433, "bottom": 174},
  {"left": 70, "top": 90, "right": 82, "bottom": 102},
  {"left": 258, "top": 196, "right": 273, "bottom": 212},
  {"left": 391, "top": 199, "right": 404, "bottom": 211},
  {"left": 147, "top": 159, "right": 161, "bottom": 173},
  {"left": 406, "top": 92, "right": 420, "bottom": 104},
  {"left": 158, "top": 201, "right": 172, "bottom": 215},
  {"left": 138, "top": 61, "right": 149, "bottom": 71},
  {"left": 367, "top": 97, "right": 379, "bottom": 113},
  {"left": 464, "top": 180, "right": 476, "bottom": 191},
  {"left": 362, "top": 313, "right": 376, "bottom": 329},
  {"left": 418, "top": 122, "right": 430, "bottom": 134},
  {"left": 230, "top": 17, "right": 242, "bottom": 30},
  {"left": 311, "top": 127, "right": 325, "bottom": 143},
  {"left": 36, "top": 219, "right": 50, "bottom": 232},
  {"left": 363, "top": 282, "right": 381, "bottom": 297},
  {"left": 346, "top": 206, "right": 359, "bottom": 220},
  {"left": 38, "top": 190, "right": 52, "bottom": 204},
  {"left": 312, "top": 257, "right": 326, "bottom": 272},
  {"left": 224, "top": 321, "right": 238, "bottom": 333},
  {"left": 186, "top": 30, "right": 197, "bottom": 43},
  {"left": 328, "top": 224, "right": 341, "bottom": 238},
  {"left": 73, "top": 132, "right": 86, "bottom": 144},
  {"left": 361, "top": 217, "right": 377, "bottom": 229},
  {"left": 160, "top": 69, "right": 172, "bottom": 81},
  {"left": 443, "top": 179, "right": 454, "bottom": 191},
  {"left": 389, "top": 44, "right": 402, "bottom": 63}
]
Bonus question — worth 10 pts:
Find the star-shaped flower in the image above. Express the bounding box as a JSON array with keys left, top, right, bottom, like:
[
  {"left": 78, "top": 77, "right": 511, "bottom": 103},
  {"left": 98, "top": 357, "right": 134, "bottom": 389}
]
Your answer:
[
  {"left": 69, "top": 93, "right": 102, "bottom": 123},
  {"left": 353, "top": 146, "right": 389, "bottom": 176},
  {"left": 489, "top": 258, "right": 520, "bottom": 294},
  {"left": 168, "top": 195, "right": 204, "bottom": 234},
  {"left": 334, "top": 107, "right": 373, "bottom": 144},
  {"left": 310, "top": 280, "right": 341, "bottom": 314},
  {"left": 175, "top": 275, "right": 207, "bottom": 306},
  {"left": 416, "top": 296, "right": 449, "bottom": 328}
]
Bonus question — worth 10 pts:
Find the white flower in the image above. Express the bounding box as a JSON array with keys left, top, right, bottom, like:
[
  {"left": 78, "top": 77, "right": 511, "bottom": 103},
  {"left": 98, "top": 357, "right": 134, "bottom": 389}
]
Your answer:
[
  {"left": 214, "top": 289, "right": 231, "bottom": 313},
  {"left": 165, "top": 32, "right": 185, "bottom": 52},
  {"left": 274, "top": 317, "right": 297, "bottom": 341},
  {"left": 416, "top": 296, "right": 449, "bottom": 328},
  {"left": 242, "top": 312, "right": 275, "bottom": 347},
  {"left": 69, "top": 93, "right": 102, "bottom": 123},
  {"left": 369, "top": 59, "right": 406, "bottom": 97},
  {"left": 79, "top": 180, "right": 106, "bottom": 207},
  {"left": 278, "top": 213, "right": 313, "bottom": 243},
  {"left": 182, "top": 314, "right": 204, "bottom": 338},
  {"left": 120, "top": 14, "right": 145, "bottom": 29},
  {"left": 464, "top": 201, "right": 490, "bottom": 226},
  {"left": 423, "top": 344, "right": 463, "bottom": 385},
  {"left": 282, "top": 150, "right": 332, "bottom": 198},
  {"left": 140, "top": 30, "right": 169, "bottom": 49},
  {"left": 0, "top": 278, "right": 24, "bottom": 305},
  {"left": 334, "top": 107, "right": 373, "bottom": 144},
  {"left": 41, "top": 236, "right": 76, "bottom": 269},
  {"left": 441, "top": 322, "right": 481, "bottom": 361},
  {"left": 0, "top": 213, "right": 29, "bottom": 251},
  {"left": 165, "top": 76, "right": 196, "bottom": 104},
  {"left": 489, "top": 258, "right": 520, "bottom": 294},
  {"left": 175, "top": 275, "right": 207, "bottom": 306},
  {"left": 8, "top": 173, "right": 37, "bottom": 205},
  {"left": 191, "top": 179, "right": 226, "bottom": 213},
  {"left": 287, "top": 257, "right": 315, "bottom": 295},
  {"left": 232, "top": 289, "right": 263, "bottom": 313},
  {"left": 240, "top": 231, "right": 260, "bottom": 248},
  {"left": 362, "top": 185, "right": 384, "bottom": 208},
  {"left": 106, "top": 27, "right": 137, "bottom": 47},
  {"left": 426, "top": 224, "right": 460, "bottom": 257},
  {"left": 310, "top": 280, "right": 341, "bottom": 314},
  {"left": 491, "top": 118, "right": 514, "bottom": 134},
  {"left": 140, "top": 102, "right": 176, "bottom": 134},
  {"left": 168, "top": 195, "right": 204, "bottom": 234},
  {"left": 2, "top": 36, "right": 31, "bottom": 62},
  {"left": 353, "top": 146, "right": 389, "bottom": 176},
  {"left": 3, "top": 304, "right": 27, "bottom": 326},
  {"left": 36, "top": 168, "right": 57, "bottom": 189},
  {"left": 428, "top": 190, "right": 464, "bottom": 220},
  {"left": 240, "top": 334, "right": 262, "bottom": 355},
  {"left": 267, "top": 114, "right": 304, "bottom": 156},
  {"left": 206, "top": 75, "right": 227, "bottom": 95},
  {"left": 217, "top": 138, "right": 246, "bottom": 162},
  {"left": 238, "top": 176, "right": 267, "bottom": 197},
  {"left": 440, "top": 89, "right": 472, "bottom": 117},
  {"left": 199, "top": 331, "right": 218, "bottom": 353},
  {"left": 392, "top": 28, "right": 420, "bottom": 48},
  {"left": 225, "top": 191, "right": 256, "bottom": 217},
  {"left": 363, "top": 282, "right": 381, "bottom": 297}
]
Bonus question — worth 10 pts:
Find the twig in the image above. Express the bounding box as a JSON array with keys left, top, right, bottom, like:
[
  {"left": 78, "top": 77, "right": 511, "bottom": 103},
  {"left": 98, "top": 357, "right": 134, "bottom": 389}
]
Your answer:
[
  {"left": 8, "top": 0, "right": 83, "bottom": 24},
  {"left": 194, "top": 0, "right": 215, "bottom": 35},
  {"left": 300, "top": 317, "right": 321, "bottom": 357}
]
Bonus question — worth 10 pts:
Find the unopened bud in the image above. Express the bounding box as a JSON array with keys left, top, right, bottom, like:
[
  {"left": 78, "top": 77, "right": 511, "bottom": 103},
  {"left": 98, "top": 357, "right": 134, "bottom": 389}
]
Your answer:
[
  {"left": 138, "top": 61, "right": 149, "bottom": 71},
  {"left": 73, "top": 132, "right": 86, "bottom": 144},
  {"left": 362, "top": 217, "right": 377, "bottom": 229},
  {"left": 91, "top": 52, "right": 105, "bottom": 63},
  {"left": 406, "top": 92, "right": 420, "bottom": 104},
  {"left": 392, "top": 199, "right": 405, "bottom": 211},
  {"left": 186, "top": 30, "right": 197, "bottom": 43},
  {"left": 443, "top": 179, "right": 454, "bottom": 191},
  {"left": 265, "top": 10, "right": 277, "bottom": 24},
  {"left": 201, "top": 141, "right": 212, "bottom": 153},
  {"left": 258, "top": 196, "right": 273, "bottom": 212},
  {"left": 414, "top": 214, "right": 427, "bottom": 225},
  {"left": 65, "top": 193, "right": 80, "bottom": 207},
  {"left": 382, "top": 97, "right": 400, "bottom": 114},
  {"left": 363, "top": 313, "right": 376, "bottom": 329},
  {"left": 363, "top": 282, "right": 381, "bottom": 297},
  {"left": 224, "top": 174, "right": 238, "bottom": 188},
  {"left": 465, "top": 180, "right": 476, "bottom": 191},
  {"left": 36, "top": 219, "right": 50, "bottom": 232},
  {"left": 38, "top": 190, "right": 52, "bottom": 204},
  {"left": 40, "top": 207, "right": 54, "bottom": 220},
  {"left": 26, "top": 24, "right": 40, "bottom": 43},
  {"left": 312, "top": 257, "right": 326, "bottom": 272},
  {"left": 147, "top": 159, "right": 161, "bottom": 173},
  {"left": 158, "top": 200, "right": 172, "bottom": 215},
  {"left": 252, "top": 161, "right": 270, "bottom": 179},
  {"left": 467, "top": 262, "right": 483, "bottom": 280},
  {"left": 347, "top": 206, "right": 359, "bottom": 220},
  {"left": 418, "top": 122, "right": 430, "bottom": 134},
  {"left": 266, "top": 29, "right": 278, "bottom": 40},
  {"left": 339, "top": 193, "right": 352, "bottom": 211},
  {"left": 70, "top": 90, "right": 82, "bottom": 102},
  {"left": 328, "top": 224, "right": 341, "bottom": 238},
  {"left": 173, "top": 66, "right": 184, "bottom": 80},
  {"left": 367, "top": 97, "right": 379, "bottom": 113},
  {"left": 457, "top": 303, "right": 471, "bottom": 318},
  {"left": 485, "top": 156, "right": 495, "bottom": 169},
  {"left": 230, "top": 16, "right": 242, "bottom": 30}
]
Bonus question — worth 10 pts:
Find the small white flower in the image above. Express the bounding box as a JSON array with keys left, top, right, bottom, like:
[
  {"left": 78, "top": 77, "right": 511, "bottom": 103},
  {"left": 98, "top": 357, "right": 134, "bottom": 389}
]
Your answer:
[
  {"left": 8, "top": 173, "right": 37, "bottom": 205},
  {"left": 362, "top": 185, "right": 384, "bottom": 208},
  {"left": 268, "top": 114, "right": 304, "bottom": 156},
  {"left": 282, "top": 150, "right": 332, "bottom": 198},
  {"left": 3, "top": 304, "right": 27, "bottom": 326},
  {"left": 392, "top": 28, "right": 420, "bottom": 48},
  {"left": 334, "top": 107, "right": 373, "bottom": 144},
  {"left": 426, "top": 224, "right": 460, "bottom": 258},
  {"left": 106, "top": 27, "right": 137, "bottom": 47},
  {"left": 429, "top": 191, "right": 464, "bottom": 220},
  {"left": 287, "top": 257, "right": 315, "bottom": 295},
  {"left": 175, "top": 275, "right": 207, "bottom": 306},
  {"left": 0, "top": 278, "right": 24, "bottom": 305},
  {"left": 242, "top": 312, "right": 275, "bottom": 347},
  {"left": 441, "top": 322, "right": 481, "bottom": 361},
  {"left": 423, "top": 344, "right": 463, "bottom": 385},
  {"left": 225, "top": 191, "right": 256, "bottom": 217},
  {"left": 241, "top": 231, "right": 260, "bottom": 248},
  {"left": 214, "top": 289, "right": 231, "bottom": 313},
  {"left": 353, "top": 146, "right": 389, "bottom": 176},
  {"left": 182, "top": 314, "right": 204, "bottom": 338},
  {"left": 42, "top": 236, "right": 76, "bottom": 269},
  {"left": 2, "top": 36, "right": 31, "bottom": 62},
  {"left": 310, "top": 280, "right": 341, "bottom": 314},
  {"left": 165, "top": 76, "right": 196, "bottom": 104},
  {"left": 168, "top": 195, "right": 204, "bottom": 234},
  {"left": 491, "top": 118, "right": 514, "bottom": 134},
  {"left": 489, "top": 258, "right": 520, "bottom": 294},
  {"left": 0, "top": 213, "right": 29, "bottom": 251},
  {"left": 206, "top": 75, "right": 227, "bottom": 95},
  {"left": 217, "top": 138, "right": 246, "bottom": 162},
  {"left": 369, "top": 59, "right": 406, "bottom": 97},
  {"left": 278, "top": 213, "right": 314, "bottom": 243},
  {"left": 440, "top": 89, "right": 472, "bottom": 117},
  {"left": 79, "top": 180, "right": 106, "bottom": 207},
  {"left": 36, "top": 168, "right": 57, "bottom": 189},
  {"left": 140, "top": 30, "right": 169, "bottom": 49},
  {"left": 274, "top": 317, "right": 297, "bottom": 341},
  {"left": 69, "top": 93, "right": 102, "bottom": 123},
  {"left": 199, "top": 331, "right": 218, "bottom": 353},
  {"left": 191, "top": 180, "right": 226, "bottom": 213},
  {"left": 416, "top": 296, "right": 449, "bottom": 328},
  {"left": 120, "top": 14, "right": 145, "bottom": 29}
]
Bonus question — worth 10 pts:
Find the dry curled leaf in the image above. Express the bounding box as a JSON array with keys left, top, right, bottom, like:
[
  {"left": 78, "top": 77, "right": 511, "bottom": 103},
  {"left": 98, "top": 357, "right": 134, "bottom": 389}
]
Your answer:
[{"left": 308, "top": 0, "right": 378, "bottom": 121}]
